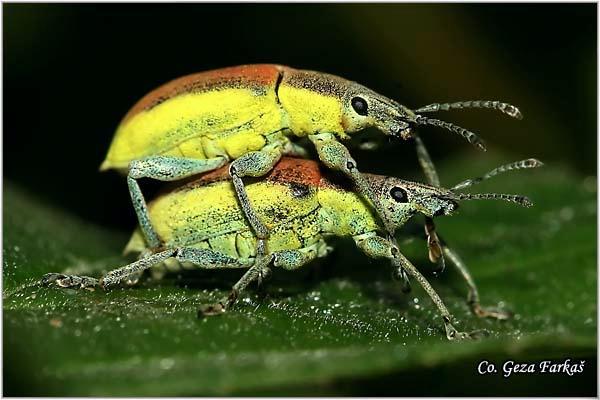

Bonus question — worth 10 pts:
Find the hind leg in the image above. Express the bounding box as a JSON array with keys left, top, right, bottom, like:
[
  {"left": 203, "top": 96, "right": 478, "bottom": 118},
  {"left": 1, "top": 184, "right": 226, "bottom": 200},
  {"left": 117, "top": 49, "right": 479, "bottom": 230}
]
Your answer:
[
  {"left": 41, "top": 247, "right": 247, "bottom": 290},
  {"left": 128, "top": 156, "right": 228, "bottom": 248}
]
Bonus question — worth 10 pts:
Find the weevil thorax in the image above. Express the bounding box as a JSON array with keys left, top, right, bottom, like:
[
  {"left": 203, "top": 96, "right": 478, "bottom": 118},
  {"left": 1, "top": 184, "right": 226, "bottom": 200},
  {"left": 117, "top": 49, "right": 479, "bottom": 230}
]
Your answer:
[
  {"left": 363, "top": 174, "right": 459, "bottom": 230},
  {"left": 278, "top": 68, "right": 416, "bottom": 139}
]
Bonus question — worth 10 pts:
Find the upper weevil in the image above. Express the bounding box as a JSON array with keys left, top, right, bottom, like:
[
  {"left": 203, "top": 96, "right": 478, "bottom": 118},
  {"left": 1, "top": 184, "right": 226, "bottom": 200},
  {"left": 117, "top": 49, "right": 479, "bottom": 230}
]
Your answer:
[
  {"left": 100, "top": 64, "right": 523, "bottom": 276},
  {"left": 49, "top": 157, "right": 541, "bottom": 340}
]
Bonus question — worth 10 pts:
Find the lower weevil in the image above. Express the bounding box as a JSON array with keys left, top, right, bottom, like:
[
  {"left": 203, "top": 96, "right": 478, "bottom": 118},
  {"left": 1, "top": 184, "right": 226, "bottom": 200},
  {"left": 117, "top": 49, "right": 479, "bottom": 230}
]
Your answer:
[{"left": 44, "top": 157, "right": 542, "bottom": 339}]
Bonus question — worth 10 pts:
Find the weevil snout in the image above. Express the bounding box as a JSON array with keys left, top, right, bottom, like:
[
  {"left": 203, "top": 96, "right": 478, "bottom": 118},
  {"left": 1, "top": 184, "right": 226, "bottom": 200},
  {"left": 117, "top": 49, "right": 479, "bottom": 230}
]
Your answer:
[
  {"left": 389, "top": 120, "right": 413, "bottom": 140},
  {"left": 432, "top": 197, "right": 460, "bottom": 217},
  {"left": 369, "top": 98, "right": 418, "bottom": 140},
  {"left": 415, "top": 191, "right": 460, "bottom": 219},
  {"left": 340, "top": 82, "right": 418, "bottom": 139}
]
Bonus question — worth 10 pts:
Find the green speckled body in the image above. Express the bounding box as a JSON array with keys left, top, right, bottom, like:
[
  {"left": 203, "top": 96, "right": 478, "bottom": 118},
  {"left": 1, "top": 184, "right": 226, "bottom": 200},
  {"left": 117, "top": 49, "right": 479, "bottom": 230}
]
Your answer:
[{"left": 126, "top": 158, "right": 382, "bottom": 267}]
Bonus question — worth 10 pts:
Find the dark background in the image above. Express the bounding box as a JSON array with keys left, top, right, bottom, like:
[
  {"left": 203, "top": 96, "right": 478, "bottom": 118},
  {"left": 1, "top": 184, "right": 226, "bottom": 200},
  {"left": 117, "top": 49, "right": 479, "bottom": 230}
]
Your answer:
[
  {"left": 4, "top": 3, "right": 596, "bottom": 232},
  {"left": 3, "top": 4, "right": 597, "bottom": 396}
]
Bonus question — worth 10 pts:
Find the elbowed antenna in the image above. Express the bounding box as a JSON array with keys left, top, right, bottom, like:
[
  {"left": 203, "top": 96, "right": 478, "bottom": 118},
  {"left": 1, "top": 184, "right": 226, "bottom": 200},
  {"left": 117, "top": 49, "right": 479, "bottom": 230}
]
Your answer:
[
  {"left": 447, "top": 158, "right": 544, "bottom": 208},
  {"left": 410, "top": 100, "right": 523, "bottom": 151},
  {"left": 451, "top": 158, "right": 544, "bottom": 191},
  {"left": 455, "top": 193, "right": 533, "bottom": 208},
  {"left": 415, "top": 100, "right": 523, "bottom": 120},
  {"left": 414, "top": 115, "right": 487, "bottom": 151}
]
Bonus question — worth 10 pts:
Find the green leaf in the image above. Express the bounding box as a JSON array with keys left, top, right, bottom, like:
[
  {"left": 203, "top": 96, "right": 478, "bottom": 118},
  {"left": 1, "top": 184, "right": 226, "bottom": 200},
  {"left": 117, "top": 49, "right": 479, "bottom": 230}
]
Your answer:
[{"left": 3, "top": 154, "right": 597, "bottom": 396}]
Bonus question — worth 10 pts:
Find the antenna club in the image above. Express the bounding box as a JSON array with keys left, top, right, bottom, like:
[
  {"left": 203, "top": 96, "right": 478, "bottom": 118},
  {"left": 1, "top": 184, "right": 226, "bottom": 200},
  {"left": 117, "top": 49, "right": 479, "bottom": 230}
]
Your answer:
[
  {"left": 524, "top": 158, "right": 544, "bottom": 168},
  {"left": 521, "top": 197, "right": 534, "bottom": 207}
]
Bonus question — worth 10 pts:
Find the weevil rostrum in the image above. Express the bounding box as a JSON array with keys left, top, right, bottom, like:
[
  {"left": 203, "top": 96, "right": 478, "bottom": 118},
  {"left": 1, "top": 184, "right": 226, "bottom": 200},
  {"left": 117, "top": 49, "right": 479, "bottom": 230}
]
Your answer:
[
  {"left": 100, "top": 64, "right": 524, "bottom": 280},
  {"left": 45, "top": 157, "right": 542, "bottom": 340}
]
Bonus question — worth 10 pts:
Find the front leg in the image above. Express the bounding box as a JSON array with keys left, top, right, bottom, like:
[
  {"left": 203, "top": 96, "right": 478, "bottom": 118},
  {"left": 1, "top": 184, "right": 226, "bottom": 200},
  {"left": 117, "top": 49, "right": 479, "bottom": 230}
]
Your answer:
[
  {"left": 128, "top": 156, "right": 228, "bottom": 248},
  {"left": 353, "top": 232, "right": 476, "bottom": 340},
  {"left": 413, "top": 135, "right": 508, "bottom": 320},
  {"left": 309, "top": 133, "right": 394, "bottom": 234}
]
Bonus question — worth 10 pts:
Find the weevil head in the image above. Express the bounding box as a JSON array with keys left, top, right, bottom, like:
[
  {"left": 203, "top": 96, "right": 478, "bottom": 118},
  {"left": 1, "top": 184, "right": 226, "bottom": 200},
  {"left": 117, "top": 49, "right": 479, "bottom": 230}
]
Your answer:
[
  {"left": 340, "top": 84, "right": 418, "bottom": 140},
  {"left": 363, "top": 158, "right": 540, "bottom": 232},
  {"left": 279, "top": 68, "right": 417, "bottom": 139},
  {"left": 364, "top": 175, "right": 459, "bottom": 230}
]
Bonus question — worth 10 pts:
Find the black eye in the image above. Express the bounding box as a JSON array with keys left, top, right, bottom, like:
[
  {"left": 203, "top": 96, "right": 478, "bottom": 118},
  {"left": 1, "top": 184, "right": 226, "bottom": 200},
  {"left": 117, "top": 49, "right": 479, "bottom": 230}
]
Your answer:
[
  {"left": 390, "top": 187, "right": 408, "bottom": 203},
  {"left": 351, "top": 97, "right": 368, "bottom": 116}
]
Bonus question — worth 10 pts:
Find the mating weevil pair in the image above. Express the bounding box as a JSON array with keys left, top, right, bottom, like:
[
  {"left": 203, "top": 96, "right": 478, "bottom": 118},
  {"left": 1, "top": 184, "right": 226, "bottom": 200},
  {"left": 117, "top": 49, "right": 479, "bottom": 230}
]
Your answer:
[{"left": 43, "top": 65, "right": 535, "bottom": 339}]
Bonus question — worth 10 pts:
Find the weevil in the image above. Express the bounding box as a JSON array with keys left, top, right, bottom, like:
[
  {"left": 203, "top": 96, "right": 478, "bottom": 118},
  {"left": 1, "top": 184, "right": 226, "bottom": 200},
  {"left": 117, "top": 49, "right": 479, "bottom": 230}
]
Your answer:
[
  {"left": 47, "top": 157, "right": 541, "bottom": 340},
  {"left": 100, "top": 64, "right": 523, "bottom": 274}
]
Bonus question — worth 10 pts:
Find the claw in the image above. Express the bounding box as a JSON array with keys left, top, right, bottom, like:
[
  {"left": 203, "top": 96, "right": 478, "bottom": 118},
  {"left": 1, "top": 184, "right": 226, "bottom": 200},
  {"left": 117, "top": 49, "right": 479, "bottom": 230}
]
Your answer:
[
  {"left": 40, "top": 273, "right": 65, "bottom": 286},
  {"left": 256, "top": 266, "right": 272, "bottom": 288},
  {"left": 443, "top": 316, "right": 486, "bottom": 341},
  {"left": 197, "top": 302, "right": 227, "bottom": 318},
  {"left": 40, "top": 273, "right": 99, "bottom": 289},
  {"left": 198, "top": 287, "right": 240, "bottom": 318},
  {"left": 472, "top": 303, "right": 513, "bottom": 320}
]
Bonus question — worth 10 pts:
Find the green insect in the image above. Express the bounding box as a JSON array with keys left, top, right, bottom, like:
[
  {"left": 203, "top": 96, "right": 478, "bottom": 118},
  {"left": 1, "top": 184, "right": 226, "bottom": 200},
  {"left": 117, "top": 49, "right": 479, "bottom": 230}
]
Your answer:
[
  {"left": 100, "top": 64, "right": 523, "bottom": 275},
  {"left": 45, "top": 157, "right": 541, "bottom": 339}
]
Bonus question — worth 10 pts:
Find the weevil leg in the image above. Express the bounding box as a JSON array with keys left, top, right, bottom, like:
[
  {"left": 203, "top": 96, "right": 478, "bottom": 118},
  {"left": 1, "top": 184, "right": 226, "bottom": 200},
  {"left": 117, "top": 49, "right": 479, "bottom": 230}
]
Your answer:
[
  {"left": 102, "top": 247, "right": 248, "bottom": 287},
  {"left": 198, "top": 243, "right": 326, "bottom": 317},
  {"left": 273, "top": 242, "right": 323, "bottom": 270},
  {"left": 392, "top": 250, "right": 483, "bottom": 340},
  {"left": 354, "top": 232, "right": 398, "bottom": 259},
  {"left": 309, "top": 133, "right": 395, "bottom": 234},
  {"left": 128, "top": 156, "right": 228, "bottom": 248},
  {"left": 228, "top": 145, "right": 283, "bottom": 253},
  {"left": 414, "top": 134, "right": 510, "bottom": 320},
  {"left": 424, "top": 217, "right": 445, "bottom": 273},
  {"left": 39, "top": 250, "right": 176, "bottom": 289},
  {"left": 100, "top": 249, "right": 177, "bottom": 287},
  {"left": 198, "top": 253, "right": 275, "bottom": 317},
  {"left": 253, "top": 244, "right": 323, "bottom": 296},
  {"left": 354, "top": 232, "right": 481, "bottom": 340},
  {"left": 355, "top": 233, "right": 412, "bottom": 292},
  {"left": 281, "top": 140, "right": 311, "bottom": 158},
  {"left": 414, "top": 134, "right": 441, "bottom": 187},
  {"left": 43, "top": 247, "right": 246, "bottom": 290},
  {"left": 40, "top": 273, "right": 100, "bottom": 289},
  {"left": 413, "top": 134, "right": 445, "bottom": 272},
  {"left": 175, "top": 247, "right": 250, "bottom": 269},
  {"left": 442, "top": 242, "right": 512, "bottom": 320}
]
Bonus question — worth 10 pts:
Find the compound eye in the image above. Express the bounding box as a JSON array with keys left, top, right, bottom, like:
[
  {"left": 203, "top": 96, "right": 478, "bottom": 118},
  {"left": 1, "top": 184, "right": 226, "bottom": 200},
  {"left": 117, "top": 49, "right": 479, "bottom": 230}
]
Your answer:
[
  {"left": 351, "top": 96, "right": 368, "bottom": 116},
  {"left": 390, "top": 187, "right": 408, "bottom": 203}
]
